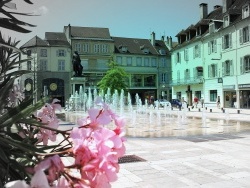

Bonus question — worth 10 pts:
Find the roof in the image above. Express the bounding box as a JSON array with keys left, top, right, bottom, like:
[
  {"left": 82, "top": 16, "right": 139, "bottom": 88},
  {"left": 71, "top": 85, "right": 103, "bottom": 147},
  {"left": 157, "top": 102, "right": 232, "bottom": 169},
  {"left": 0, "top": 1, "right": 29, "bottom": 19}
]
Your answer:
[
  {"left": 66, "top": 26, "right": 112, "bottom": 40},
  {"left": 45, "top": 32, "right": 70, "bottom": 47},
  {"left": 20, "top": 36, "right": 48, "bottom": 49},
  {"left": 112, "top": 37, "right": 161, "bottom": 55},
  {"left": 174, "top": 0, "right": 250, "bottom": 49}
]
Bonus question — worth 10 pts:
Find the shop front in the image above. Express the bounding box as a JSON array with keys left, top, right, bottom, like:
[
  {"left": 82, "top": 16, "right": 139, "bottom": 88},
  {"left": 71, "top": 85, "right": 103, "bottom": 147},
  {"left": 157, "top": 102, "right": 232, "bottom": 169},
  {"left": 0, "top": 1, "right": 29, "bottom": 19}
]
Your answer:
[
  {"left": 223, "top": 85, "right": 236, "bottom": 108},
  {"left": 239, "top": 84, "right": 250, "bottom": 109}
]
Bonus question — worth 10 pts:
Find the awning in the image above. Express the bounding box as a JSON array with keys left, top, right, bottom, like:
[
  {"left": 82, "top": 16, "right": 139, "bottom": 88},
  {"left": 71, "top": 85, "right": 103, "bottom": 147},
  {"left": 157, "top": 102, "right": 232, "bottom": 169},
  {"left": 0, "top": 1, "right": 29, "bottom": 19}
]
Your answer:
[{"left": 196, "top": 66, "right": 203, "bottom": 70}]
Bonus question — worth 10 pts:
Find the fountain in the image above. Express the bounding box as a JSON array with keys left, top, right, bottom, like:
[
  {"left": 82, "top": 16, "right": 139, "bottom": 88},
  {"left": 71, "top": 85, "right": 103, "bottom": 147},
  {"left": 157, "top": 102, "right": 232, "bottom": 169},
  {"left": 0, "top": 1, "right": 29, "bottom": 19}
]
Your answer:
[{"left": 63, "top": 89, "right": 250, "bottom": 138}]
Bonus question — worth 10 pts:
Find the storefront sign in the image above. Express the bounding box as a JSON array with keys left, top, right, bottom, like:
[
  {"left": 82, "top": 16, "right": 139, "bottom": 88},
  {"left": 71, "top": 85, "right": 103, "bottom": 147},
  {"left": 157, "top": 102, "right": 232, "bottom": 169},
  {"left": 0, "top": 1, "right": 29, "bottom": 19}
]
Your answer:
[
  {"left": 223, "top": 85, "right": 235, "bottom": 89},
  {"left": 238, "top": 84, "right": 250, "bottom": 89}
]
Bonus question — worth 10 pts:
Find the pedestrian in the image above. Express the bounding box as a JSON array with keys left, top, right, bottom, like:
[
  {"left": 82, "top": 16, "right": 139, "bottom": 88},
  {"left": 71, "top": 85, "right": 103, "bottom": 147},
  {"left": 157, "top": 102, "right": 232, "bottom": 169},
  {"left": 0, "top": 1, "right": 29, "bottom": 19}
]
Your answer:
[
  {"left": 193, "top": 96, "right": 198, "bottom": 108},
  {"left": 201, "top": 97, "right": 204, "bottom": 108},
  {"left": 216, "top": 96, "right": 220, "bottom": 108}
]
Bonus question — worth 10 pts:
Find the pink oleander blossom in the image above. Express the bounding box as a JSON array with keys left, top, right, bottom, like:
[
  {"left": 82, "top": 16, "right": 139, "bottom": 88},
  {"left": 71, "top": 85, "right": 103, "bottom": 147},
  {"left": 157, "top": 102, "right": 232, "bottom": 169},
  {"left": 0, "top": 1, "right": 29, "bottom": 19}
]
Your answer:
[
  {"left": 4, "top": 170, "right": 50, "bottom": 188},
  {"left": 34, "top": 155, "right": 64, "bottom": 182},
  {"left": 70, "top": 102, "right": 126, "bottom": 187}
]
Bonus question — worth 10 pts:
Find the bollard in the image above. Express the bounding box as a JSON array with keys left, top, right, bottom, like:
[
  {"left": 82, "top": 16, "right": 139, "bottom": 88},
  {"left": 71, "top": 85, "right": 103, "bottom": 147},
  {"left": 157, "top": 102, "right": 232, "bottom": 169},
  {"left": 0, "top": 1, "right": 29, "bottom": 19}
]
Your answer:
[
  {"left": 188, "top": 108, "right": 190, "bottom": 111},
  {"left": 223, "top": 109, "right": 225, "bottom": 113},
  {"left": 171, "top": 107, "right": 173, "bottom": 110},
  {"left": 198, "top": 108, "right": 201, "bottom": 112},
  {"left": 205, "top": 107, "right": 207, "bottom": 110},
  {"left": 237, "top": 110, "right": 240, "bottom": 114},
  {"left": 210, "top": 109, "right": 212, "bottom": 112}
]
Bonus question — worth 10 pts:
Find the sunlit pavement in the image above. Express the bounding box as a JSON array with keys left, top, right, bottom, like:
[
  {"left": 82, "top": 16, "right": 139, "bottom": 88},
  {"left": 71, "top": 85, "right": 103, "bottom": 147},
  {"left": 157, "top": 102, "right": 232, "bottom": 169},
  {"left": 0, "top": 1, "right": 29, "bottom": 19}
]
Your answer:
[{"left": 57, "top": 107, "right": 250, "bottom": 188}]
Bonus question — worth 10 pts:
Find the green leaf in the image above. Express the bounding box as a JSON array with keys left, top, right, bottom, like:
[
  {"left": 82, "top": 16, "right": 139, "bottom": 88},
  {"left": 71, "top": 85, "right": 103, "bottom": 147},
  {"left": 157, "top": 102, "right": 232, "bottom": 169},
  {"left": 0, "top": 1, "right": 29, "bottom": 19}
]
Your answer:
[{"left": 0, "top": 147, "right": 9, "bottom": 163}]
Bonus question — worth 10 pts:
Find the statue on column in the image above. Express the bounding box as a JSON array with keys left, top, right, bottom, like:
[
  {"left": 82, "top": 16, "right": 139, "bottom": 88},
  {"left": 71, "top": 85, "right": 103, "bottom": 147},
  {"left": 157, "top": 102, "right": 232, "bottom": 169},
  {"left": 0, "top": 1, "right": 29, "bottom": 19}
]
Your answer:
[{"left": 72, "top": 51, "right": 83, "bottom": 77}]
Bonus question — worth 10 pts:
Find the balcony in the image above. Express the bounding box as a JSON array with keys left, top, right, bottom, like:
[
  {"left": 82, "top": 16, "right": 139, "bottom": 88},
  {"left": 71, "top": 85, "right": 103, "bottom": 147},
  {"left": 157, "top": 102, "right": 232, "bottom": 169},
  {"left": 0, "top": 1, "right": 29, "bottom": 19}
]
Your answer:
[{"left": 171, "top": 76, "right": 204, "bottom": 86}]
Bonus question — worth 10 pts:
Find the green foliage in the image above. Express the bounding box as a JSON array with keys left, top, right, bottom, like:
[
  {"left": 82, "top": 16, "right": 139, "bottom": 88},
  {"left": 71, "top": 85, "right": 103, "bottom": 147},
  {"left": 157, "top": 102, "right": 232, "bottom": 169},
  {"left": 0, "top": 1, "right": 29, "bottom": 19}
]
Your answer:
[
  {"left": 0, "top": 0, "right": 52, "bottom": 186},
  {"left": 97, "top": 60, "right": 128, "bottom": 95}
]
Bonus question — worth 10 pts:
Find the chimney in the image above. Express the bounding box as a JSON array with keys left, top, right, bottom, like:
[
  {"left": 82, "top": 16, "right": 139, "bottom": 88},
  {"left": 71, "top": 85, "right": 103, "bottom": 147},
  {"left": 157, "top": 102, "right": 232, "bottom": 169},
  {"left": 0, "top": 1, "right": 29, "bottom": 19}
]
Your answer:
[
  {"left": 200, "top": 3, "right": 208, "bottom": 19},
  {"left": 223, "top": 0, "right": 233, "bottom": 13},
  {"left": 161, "top": 36, "right": 165, "bottom": 41},
  {"left": 151, "top": 32, "right": 155, "bottom": 46},
  {"left": 169, "top": 36, "right": 172, "bottom": 50},
  {"left": 214, "top": 5, "right": 221, "bottom": 10}
]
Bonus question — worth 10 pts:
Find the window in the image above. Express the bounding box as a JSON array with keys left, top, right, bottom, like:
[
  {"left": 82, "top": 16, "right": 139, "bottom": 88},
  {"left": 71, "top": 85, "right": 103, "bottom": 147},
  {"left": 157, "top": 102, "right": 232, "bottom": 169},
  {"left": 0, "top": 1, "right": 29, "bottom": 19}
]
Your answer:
[
  {"left": 57, "top": 49, "right": 66, "bottom": 57},
  {"left": 144, "top": 58, "right": 149, "bottom": 66},
  {"left": 40, "top": 49, "right": 47, "bottom": 57},
  {"left": 208, "top": 40, "right": 217, "bottom": 54},
  {"left": 75, "top": 43, "right": 81, "bottom": 52},
  {"left": 116, "top": 56, "right": 122, "bottom": 65},
  {"left": 241, "top": 56, "right": 250, "bottom": 73},
  {"left": 144, "top": 75, "right": 156, "bottom": 87},
  {"left": 58, "top": 60, "right": 65, "bottom": 71},
  {"left": 208, "top": 64, "right": 218, "bottom": 78},
  {"left": 94, "top": 44, "right": 100, "bottom": 53},
  {"left": 240, "top": 26, "right": 250, "bottom": 44},
  {"left": 176, "top": 52, "right": 181, "bottom": 63},
  {"left": 194, "top": 67, "right": 203, "bottom": 77},
  {"left": 102, "top": 44, "right": 108, "bottom": 53},
  {"left": 177, "top": 70, "right": 180, "bottom": 83},
  {"left": 184, "top": 69, "right": 190, "bottom": 80},
  {"left": 222, "top": 34, "right": 232, "bottom": 49},
  {"left": 136, "top": 57, "right": 142, "bottom": 66},
  {"left": 184, "top": 49, "right": 189, "bottom": 61},
  {"left": 193, "top": 45, "right": 200, "bottom": 58},
  {"left": 151, "top": 58, "right": 157, "bottom": 67},
  {"left": 126, "top": 57, "right": 132, "bottom": 66},
  {"left": 131, "top": 74, "right": 142, "bottom": 87},
  {"left": 39, "top": 60, "right": 47, "bottom": 71},
  {"left": 210, "top": 90, "right": 217, "bottom": 102},
  {"left": 223, "top": 15, "right": 229, "bottom": 27},
  {"left": 242, "top": 4, "right": 250, "bottom": 19},
  {"left": 27, "top": 50, "right": 31, "bottom": 56},
  {"left": 160, "top": 58, "right": 166, "bottom": 67},
  {"left": 161, "top": 73, "right": 166, "bottom": 83},
  {"left": 27, "top": 61, "right": 32, "bottom": 70},
  {"left": 82, "top": 43, "right": 89, "bottom": 53},
  {"left": 222, "top": 60, "right": 233, "bottom": 76}
]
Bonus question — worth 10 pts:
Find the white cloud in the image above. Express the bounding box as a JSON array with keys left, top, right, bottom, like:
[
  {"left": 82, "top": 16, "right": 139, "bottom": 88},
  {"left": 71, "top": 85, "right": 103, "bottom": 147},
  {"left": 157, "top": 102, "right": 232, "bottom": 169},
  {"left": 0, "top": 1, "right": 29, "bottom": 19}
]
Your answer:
[{"left": 32, "top": 6, "right": 49, "bottom": 15}]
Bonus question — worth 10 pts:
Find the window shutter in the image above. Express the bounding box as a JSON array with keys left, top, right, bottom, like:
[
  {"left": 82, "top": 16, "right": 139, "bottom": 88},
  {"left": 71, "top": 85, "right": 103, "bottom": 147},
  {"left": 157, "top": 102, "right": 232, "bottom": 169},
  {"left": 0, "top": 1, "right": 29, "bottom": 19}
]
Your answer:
[
  {"left": 214, "top": 40, "right": 217, "bottom": 53},
  {"left": 229, "top": 33, "right": 232, "bottom": 48},
  {"left": 240, "top": 57, "right": 244, "bottom": 74},
  {"left": 248, "top": 25, "right": 250, "bottom": 42},
  {"left": 222, "top": 36, "right": 225, "bottom": 50},
  {"left": 239, "top": 28, "right": 243, "bottom": 44},
  {"left": 64, "top": 50, "right": 66, "bottom": 57},
  {"left": 208, "top": 42, "right": 211, "bottom": 55},
  {"left": 215, "top": 64, "right": 218, "bottom": 77},
  {"left": 193, "top": 67, "right": 197, "bottom": 78},
  {"left": 56, "top": 50, "right": 59, "bottom": 57},
  {"left": 199, "top": 45, "right": 201, "bottom": 58},
  {"left": 222, "top": 61, "right": 225, "bottom": 76},
  {"left": 208, "top": 65, "right": 211, "bottom": 78},
  {"left": 230, "top": 60, "right": 233, "bottom": 76}
]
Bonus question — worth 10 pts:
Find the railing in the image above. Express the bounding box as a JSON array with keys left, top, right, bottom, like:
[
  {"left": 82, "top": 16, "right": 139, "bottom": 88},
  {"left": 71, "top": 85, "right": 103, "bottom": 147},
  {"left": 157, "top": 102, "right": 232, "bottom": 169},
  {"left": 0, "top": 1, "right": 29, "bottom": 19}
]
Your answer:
[{"left": 171, "top": 76, "right": 204, "bottom": 86}]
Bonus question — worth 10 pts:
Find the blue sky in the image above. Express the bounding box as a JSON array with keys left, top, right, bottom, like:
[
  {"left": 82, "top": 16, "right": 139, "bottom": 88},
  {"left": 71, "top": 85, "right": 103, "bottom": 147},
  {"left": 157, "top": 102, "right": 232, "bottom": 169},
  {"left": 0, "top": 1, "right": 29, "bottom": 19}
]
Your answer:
[{"left": 2, "top": 0, "right": 221, "bottom": 46}]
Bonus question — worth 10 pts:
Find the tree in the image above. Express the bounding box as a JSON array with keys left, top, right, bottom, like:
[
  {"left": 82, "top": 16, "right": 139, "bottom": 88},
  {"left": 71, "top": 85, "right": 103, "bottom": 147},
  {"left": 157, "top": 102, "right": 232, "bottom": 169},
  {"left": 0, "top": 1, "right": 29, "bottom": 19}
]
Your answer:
[{"left": 97, "top": 60, "right": 128, "bottom": 95}]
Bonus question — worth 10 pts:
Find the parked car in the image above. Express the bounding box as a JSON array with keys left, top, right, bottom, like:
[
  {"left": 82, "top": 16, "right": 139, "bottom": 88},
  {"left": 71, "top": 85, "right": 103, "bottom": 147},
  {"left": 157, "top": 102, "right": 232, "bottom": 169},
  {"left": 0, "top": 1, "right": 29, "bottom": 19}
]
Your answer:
[
  {"left": 170, "top": 99, "right": 182, "bottom": 108},
  {"left": 154, "top": 99, "right": 171, "bottom": 107}
]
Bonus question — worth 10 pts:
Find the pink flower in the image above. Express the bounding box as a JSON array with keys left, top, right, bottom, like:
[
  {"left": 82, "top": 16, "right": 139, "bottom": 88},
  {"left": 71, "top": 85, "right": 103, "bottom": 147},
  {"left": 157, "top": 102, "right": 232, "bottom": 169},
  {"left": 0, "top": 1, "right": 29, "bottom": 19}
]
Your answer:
[
  {"left": 4, "top": 170, "right": 50, "bottom": 188},
  {"left": 35, "top": 155, "right": 64, "bottom": 182}
]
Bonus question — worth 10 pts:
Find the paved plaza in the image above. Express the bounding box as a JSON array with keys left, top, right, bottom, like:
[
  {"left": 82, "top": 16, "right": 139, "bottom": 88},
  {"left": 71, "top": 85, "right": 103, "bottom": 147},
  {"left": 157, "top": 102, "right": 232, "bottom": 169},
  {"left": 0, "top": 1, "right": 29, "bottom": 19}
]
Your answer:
[{"left": 58, "top": 107, "right": 250, "bottom": 188}]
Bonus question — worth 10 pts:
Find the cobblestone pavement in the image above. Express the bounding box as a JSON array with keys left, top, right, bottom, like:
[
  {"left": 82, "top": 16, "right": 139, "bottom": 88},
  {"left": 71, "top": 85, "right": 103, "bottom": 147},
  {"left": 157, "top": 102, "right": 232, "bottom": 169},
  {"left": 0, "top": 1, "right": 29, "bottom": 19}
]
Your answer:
[{"left": 57, "top": 107, "right": 250, "bottom": 188}]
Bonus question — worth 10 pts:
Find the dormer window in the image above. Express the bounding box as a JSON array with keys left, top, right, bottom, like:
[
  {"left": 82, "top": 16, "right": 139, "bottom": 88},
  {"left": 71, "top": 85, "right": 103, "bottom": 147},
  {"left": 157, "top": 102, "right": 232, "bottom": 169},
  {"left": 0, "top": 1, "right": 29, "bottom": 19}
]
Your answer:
[
  {"left": 159, "top": 49, "right": 166, "bottom": 55},
  {"left": 140, "top": 45, "right": 149, "bottom": 54},
  {"left": 119, "top": 45, "right": 128, "bottom": 53},
  {"left": 27, "top": 50, "right": 31, "bottom": 56},
  {"left": 242, "top": 4, "right": 250, "bottom": 19},
  {"left": 223, "top": 15, "right": 229, "bottom": 27}
]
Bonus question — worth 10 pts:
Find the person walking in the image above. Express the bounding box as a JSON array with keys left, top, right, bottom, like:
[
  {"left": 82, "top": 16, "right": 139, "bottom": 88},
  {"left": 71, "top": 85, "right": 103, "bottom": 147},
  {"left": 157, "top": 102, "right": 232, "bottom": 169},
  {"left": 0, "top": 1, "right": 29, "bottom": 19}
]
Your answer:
[
  {"left": 193, "top": 96, "right": 198, "bottom": 108},
  {"left": 216, "top": 96, "right": 220, "bottom": 108}
]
